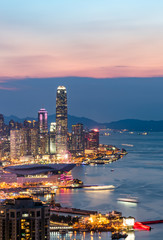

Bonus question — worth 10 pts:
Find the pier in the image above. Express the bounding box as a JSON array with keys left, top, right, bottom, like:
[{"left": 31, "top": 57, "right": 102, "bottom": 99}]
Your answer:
[{"left": 51, "top": 207, "right": 97, "bottom": 216}]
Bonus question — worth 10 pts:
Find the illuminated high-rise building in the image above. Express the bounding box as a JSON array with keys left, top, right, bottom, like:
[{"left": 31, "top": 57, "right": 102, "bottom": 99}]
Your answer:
[
  {"left": 10, "top": 127, "right": 39, "bottom": 159},
  {"left": 30, "top": 128, "right": 38, "bottom": 156},
  {"left": 10, "top": 129, "right": 29, "bottom": 159},
  {"left": 56, "top": 86, "right": 68, "bottom": 156},
  {"left": 10, "top": 130, "right": 21, "bottom": 159},
  {"left": 38, "top": 133, "right": 49, "bottom": 155},
  {"left": 38, "top": 108, "right": 48, "bottom": 155},
  {"left": 85, "top": 129, "right": 99, "bottom": 150},
  {"left": 38, "top": 108, "right": 48, "bottom": 134},
  {"left": 20, "top": 128, "right": 30, "bottom": 156},
  {"left": 71, "top": 123, "right": 84, "bottom": 153},
  {"left": 50, "top": 122, "right": 56, "bottom": 133},
  {"left": 49, "top": 122, "right": 56, "bottom": 154},
  {"left": 0, "top": 197, "right": 50, "bottom": 240}
]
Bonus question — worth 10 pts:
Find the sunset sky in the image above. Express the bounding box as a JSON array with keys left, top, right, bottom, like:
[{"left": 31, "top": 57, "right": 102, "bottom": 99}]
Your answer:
[
  {"left": 1, "top": 1, "right": 163, "bottom": 122},
  {"left": 1, "top": 0, "right": 163, "bottom": 79}
]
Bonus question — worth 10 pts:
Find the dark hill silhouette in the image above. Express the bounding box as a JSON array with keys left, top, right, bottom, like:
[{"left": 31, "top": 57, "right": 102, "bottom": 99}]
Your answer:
[{"left": 4, "top": 115, "right": 163, "bottom": 132}]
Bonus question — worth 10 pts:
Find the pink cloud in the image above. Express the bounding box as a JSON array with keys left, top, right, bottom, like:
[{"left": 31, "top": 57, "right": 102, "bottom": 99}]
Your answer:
[
  {"left": 0, "top": 86, "right": 18, "bottom": 91},
  {"left": 1, "top": 50, "right": 163, "bottom": 79}
]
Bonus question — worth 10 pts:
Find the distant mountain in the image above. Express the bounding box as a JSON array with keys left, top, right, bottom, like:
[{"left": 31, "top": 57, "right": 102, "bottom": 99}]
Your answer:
[
  {"left": 4, "top": 115, "right": 163, "bottom": 132},
  {"left": 105, "top": 119, "right": 163, "bottom": 132},
  {"left": 49, "top": 114, "right": 102, "bottom": 130}
]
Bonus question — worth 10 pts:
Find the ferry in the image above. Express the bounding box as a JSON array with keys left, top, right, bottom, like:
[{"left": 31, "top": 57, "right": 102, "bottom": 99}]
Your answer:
[
  {"left": 117, "top": 196, "right": 139, "bottom": 203},
  {"left": 138, "top": 132, "right": 148, "bottom": 135},
  {"left": 83, "top": 185, "right": 115, "bottom": 190},
  {"left": 121, "top": 144, "right": 134, "bottom": 147}
]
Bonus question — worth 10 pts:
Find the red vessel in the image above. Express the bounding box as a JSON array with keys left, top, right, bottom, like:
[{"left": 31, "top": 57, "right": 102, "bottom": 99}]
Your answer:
[{"left": 134, "top": 222, "right": 151, "bottom": 231}]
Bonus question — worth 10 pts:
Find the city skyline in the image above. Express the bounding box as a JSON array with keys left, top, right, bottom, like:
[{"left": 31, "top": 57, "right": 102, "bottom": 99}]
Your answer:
[{"left": 0, "top": 76, "right": 163, "bottom": 123}]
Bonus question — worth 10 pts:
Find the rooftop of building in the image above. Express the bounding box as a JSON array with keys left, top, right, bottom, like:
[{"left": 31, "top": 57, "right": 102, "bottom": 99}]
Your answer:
[
  {"left": 4, "top": 163, "right": 76, "bottom": 176},
  {"left": 57, "top": 86, "right": 66, "bottom": 90},
  {"left": 1, "top": 197, "right": 47, "bottom": 209},
  {"left": 38, "top": 108, "right": 47, "bottom": 112}
]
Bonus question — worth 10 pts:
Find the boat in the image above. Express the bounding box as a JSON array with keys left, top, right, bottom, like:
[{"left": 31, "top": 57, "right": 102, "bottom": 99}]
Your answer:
[
  {"left": 121, "top": 144, "right": 134, "bottom": 147},
  {"left": 83, "top": 185, "right": 115, "bottom": 190},
  {"left": 112, "top": 232, "right": 128, "bottom": 239},
  {"left": 59, "top": 229, "right": 68, "bottom": 234},
  {"left": 138, "top": 132, "right": 148, "bottom": 136},
  {"left": 117, "top": 196, "right": 139, "bottom": 203},
  {"left": 134, "top": 222, "right": 151, "bottom": 231}
]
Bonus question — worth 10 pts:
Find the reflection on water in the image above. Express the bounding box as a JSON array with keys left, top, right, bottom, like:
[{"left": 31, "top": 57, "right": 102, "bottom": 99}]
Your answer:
[
  {"left": 50, "top": 133, "right": 163, "bottom": 239},
  {"left": 50, "top": 231, "right": 112, "bottom": 240},
  {"left": 117, "top": 201, "right": 138, "bottom": 207},
  {"left": 126, "top": 232, "right": 135, "bottom": 240},
  {"left": 50, "top": 231, "right": 136, "bottom": 240}
]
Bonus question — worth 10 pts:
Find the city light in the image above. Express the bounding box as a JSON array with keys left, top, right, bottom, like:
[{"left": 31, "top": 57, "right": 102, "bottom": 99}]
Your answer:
[{"left": 0, "top": 85, "right": 130, "bottom": 239}]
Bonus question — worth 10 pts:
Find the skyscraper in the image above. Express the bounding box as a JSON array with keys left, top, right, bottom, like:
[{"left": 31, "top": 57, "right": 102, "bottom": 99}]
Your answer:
[
  {"left": 38, "top": 108, "right": 48, "bottom": 155},
  {"left": 85, "top": 129, "right": 99, "bottom": 150},
  {"left": 10, "top": 130, "right": 21, "bottom": 159},
  {"left": 56, "top": 86, "right": 68, "bottom": 156},
  {"left": 38, "top": 108, "right": 48, "bottom": 134},
  {"left": 30, "top": 128, "right": 38, "bottom": 156},
  {"left": 71, "top": 123, "right": 84, "bottom": 154},
  {"left": 10, "top": 127, "right": 39, "bottom": 159},
  {"left": 49, "top": 122, "right": 56, "bottom": 154}
]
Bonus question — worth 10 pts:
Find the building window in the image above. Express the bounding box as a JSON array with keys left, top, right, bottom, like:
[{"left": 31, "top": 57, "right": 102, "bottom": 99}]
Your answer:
[
  {"left": 37, "top": 211, "right": 40, "bottom": 217},
  {"left": 10, "top": 212, "right": 15, "bottom": 218}
]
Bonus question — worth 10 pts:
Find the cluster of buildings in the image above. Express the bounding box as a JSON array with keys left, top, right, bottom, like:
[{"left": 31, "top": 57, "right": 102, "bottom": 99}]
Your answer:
[
  {"left": 0, "top": 86, "right": 99, "bottom": 164},
  {"left": 0, "top": 86, "right": 130, "bottom": 240},
  {"left": 73, "top": 212, "right": 135, "bottom": 232}
]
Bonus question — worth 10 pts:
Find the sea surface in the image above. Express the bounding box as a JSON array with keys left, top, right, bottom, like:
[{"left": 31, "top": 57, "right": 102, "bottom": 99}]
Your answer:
[{"left": 50, "top": 132, "right": 163, "bottom": 240}]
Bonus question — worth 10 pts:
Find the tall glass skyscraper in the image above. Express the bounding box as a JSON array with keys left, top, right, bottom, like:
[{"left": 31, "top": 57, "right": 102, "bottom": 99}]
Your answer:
[
  {"left": 71, "top": 123, "right": 84, "bottom": 153},
  {"left": 38, "top": 108, "right": 48, "bottom": 155},
  {"left": 56, "top": 86, "right": 68, "bottom": 156},
  {"left": 38, "top": 108, "right": 48, "bottom": 134}
]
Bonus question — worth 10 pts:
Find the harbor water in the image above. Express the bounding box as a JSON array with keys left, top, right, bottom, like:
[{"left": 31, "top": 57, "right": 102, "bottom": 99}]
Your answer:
[{"left": 50, "top": 132, "right": 163, "bottom": 239}]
